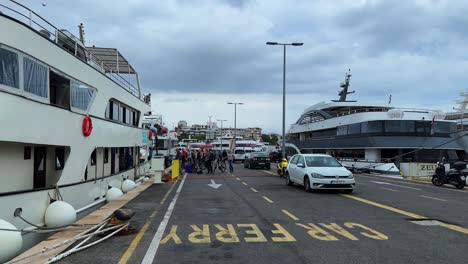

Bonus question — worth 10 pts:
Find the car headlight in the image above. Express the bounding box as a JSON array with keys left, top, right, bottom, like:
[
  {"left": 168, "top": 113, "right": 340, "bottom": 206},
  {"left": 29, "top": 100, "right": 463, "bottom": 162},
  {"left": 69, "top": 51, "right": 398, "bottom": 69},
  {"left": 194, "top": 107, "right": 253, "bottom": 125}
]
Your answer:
[
  {"left": 347, "top": 173, "right": 354, "bottom": 179},
  {"left": 311, "top": 173, "right": 324, "bottom": 179}
]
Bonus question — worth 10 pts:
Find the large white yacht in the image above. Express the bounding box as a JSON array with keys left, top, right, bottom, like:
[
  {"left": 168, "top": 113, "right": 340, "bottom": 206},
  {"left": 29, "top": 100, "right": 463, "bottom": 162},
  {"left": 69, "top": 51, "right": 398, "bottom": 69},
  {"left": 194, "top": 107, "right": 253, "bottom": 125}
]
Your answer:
[
  {"left": 0, "top": 1, "right": 152, "bottom": 259},
  {"left": 287, "top": 70, "right": 464, "bottom": 175}
]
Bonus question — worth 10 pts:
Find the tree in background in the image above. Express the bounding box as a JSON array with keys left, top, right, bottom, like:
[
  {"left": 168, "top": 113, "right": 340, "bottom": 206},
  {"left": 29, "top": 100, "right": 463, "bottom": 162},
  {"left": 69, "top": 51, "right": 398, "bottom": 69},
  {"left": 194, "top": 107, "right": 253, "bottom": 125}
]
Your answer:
[{"left": 261, "top": 134, "right": 279, "bottom": 145}]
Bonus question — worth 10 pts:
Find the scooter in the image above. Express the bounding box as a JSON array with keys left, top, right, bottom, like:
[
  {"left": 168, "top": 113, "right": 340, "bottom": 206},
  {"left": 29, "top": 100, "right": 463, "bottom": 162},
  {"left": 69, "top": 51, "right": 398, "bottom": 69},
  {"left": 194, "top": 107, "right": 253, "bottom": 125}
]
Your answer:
[
  {"left": 277, "top": 158, "right": 288, "bottom": 177},
  {"left": 432, "top": 160, "right": 467, "bottom": 189}
]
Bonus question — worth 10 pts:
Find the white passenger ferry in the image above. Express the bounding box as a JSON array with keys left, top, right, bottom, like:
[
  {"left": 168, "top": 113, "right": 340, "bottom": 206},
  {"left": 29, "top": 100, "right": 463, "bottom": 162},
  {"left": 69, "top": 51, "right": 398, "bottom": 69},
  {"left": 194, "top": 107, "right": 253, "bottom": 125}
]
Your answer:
[{"left": 0, "top": 1, "right": 152, "bottom": 261}]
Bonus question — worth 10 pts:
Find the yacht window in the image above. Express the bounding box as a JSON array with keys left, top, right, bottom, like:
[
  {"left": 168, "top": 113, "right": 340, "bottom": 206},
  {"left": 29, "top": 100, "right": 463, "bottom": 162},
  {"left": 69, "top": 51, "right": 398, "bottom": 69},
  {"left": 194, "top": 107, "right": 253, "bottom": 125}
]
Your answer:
[
  {"left": 125, "top": 108, "right": 130, "bottom": 124},
  {"left": 105, "top": 101, "right": 111, "bottom": 119},
  {"left": 415, "top": 121, "right": 430, "bottom": 133},
  {"left": 385, "top": 120, "right": 404, "bottom": 133},
  {"left": 434, "top": 122, "right": 451, "bottom": 134},
  {"left": 361, "top": 122, "right": 368, "bottom": 133},
  {"left": 0, "top": 47, "right": 19, "bottom": 89},
  {"left": 348, "top": 123, "right": 361, "bottom": 134},
  {"left": 367, "top": 121, "right": 383, "bottom": 133},
  {"left": 400, "top": 121, "right": 415, "bottom": 133},
  {"left": 104, "top": 148, "right": 109, "bottom": 163},
  {"left": 55, "top": 147, "right": 65, "bottom": 170},
  {"left": 71, "top": 80, "right": 95, "bottom": 111},
  {"left": 23, "top": 57, "right": 48, "bottom": 98},
  {"left": 337, "top": 126, "right": 348, "bottom": 136},
  {"left": 49, "top": 70, "right": 70, "bottom": 109},
  {"left": 112, "top": 101, "right": 119, "bottom": 121},
  {"left": 91, "top": 149, "right": 96, "bottom": 166},
  {"left": 120, "top": 104, "right": 125, "bottom": 123}
]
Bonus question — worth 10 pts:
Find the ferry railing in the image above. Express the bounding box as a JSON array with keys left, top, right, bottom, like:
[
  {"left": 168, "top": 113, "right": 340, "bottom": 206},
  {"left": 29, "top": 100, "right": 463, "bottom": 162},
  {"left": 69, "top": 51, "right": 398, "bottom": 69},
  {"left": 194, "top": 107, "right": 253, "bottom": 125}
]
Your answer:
[{"left": 0, "top": 0, "right": 142, "bottom": 99}]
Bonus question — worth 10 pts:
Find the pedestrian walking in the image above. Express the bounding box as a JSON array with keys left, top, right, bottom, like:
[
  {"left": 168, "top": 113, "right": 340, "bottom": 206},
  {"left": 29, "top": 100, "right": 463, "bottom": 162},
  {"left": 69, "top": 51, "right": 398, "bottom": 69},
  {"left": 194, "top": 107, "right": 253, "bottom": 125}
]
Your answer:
[
  {"left": 228, "top": 151, "right": 234, "bottom": 173},
  {"left": 204, "top": 149, "right": 212, "bottom": 174}
]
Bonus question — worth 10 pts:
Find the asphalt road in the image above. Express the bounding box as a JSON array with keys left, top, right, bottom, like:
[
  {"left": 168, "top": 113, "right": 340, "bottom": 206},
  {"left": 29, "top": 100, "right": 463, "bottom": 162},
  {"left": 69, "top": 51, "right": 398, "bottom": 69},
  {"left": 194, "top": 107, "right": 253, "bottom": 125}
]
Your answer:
[{"left": 59, "top": 163, "right": 468, "bottom": 264}]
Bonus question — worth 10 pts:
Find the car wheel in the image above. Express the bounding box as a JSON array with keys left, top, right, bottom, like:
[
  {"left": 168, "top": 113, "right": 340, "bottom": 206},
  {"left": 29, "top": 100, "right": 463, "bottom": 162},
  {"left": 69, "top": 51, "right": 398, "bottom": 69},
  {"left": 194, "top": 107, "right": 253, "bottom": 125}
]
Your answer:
[
  {"left": 343, "top": 189, "right": 353, "bottom": 194},
  {"left": 285, "top": 172, "right": 293, "bottom": 186},
  {"left": 266, "top": 165, "right": 271, "bottom": 170},
  {"left": 304, "top": 177, "right": 311, "bottom": 192},
  {"left": 244, "top": 162, "right": 247, "bottom": 168}
]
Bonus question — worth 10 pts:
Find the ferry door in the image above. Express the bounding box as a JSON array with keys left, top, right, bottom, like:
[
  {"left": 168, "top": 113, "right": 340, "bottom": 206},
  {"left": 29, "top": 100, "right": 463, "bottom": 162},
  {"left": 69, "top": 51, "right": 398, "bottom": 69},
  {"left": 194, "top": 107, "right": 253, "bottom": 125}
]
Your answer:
[{"left": 33, "top": 147, "right": 46, "bottom": 188}]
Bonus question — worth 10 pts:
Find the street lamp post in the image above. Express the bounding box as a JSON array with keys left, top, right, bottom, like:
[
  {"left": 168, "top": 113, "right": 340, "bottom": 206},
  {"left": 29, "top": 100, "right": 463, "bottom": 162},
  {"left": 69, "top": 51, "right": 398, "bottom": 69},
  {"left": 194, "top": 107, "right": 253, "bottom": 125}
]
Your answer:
[
  {"left": 266, "top": 41, "right": 303, "bottom": 159},
  {"left": 227, "top": 102, "right": 244, "bottom": 140},
  {"left": 217, "top": 119, "right": 227, "bottom": 152}
]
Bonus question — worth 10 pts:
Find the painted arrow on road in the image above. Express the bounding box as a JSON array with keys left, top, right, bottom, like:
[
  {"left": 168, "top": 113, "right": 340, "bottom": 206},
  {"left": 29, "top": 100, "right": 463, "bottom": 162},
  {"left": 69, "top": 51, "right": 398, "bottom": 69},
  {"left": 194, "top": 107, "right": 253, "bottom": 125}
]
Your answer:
[{"left": 207, "top": 179, "right": 222, "bottom": 189}]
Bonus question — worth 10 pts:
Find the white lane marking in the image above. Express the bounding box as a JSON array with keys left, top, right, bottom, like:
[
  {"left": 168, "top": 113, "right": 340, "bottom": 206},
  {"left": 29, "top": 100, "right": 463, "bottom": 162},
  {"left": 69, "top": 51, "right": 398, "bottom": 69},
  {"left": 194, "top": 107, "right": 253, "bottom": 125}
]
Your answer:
[
  {"left": 371, "top": 180, "right": 422, "bottom": 190},
  {"left": 262, "top": 196, "right": 274, "bottom": 203},
  {"left": 381, "top": 187, "right": 400, "bottom": 192},
  {"left": 420, "top": 195, "right": 448, "bottom": 202},
  {"left": 141, "top": 173, "right": 187, "bottom": 264},
  {"left": 250, "top": 188, "right": 258, "bottom": 193},
  {"left": 236, "top": 177, "right": 241, "bottom": 180},
  {"left": 262, "top": 170, "right": 276, "bottom": 175},
  {"left": 356, "top": 182, "right": 367, "bottom": 185}
]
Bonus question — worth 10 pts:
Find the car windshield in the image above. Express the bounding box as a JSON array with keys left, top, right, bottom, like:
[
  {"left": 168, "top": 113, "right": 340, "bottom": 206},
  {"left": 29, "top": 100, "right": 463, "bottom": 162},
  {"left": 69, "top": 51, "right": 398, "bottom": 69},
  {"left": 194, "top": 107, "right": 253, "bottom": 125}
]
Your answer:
[{"left": 305, "top": 156, "right": 342, "bottom": 167}]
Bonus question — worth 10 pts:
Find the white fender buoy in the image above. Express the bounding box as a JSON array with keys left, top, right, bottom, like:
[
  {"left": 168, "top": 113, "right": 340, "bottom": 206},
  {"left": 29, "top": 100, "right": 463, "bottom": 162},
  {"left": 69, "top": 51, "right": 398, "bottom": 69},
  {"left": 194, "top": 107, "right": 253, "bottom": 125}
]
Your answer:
[
  {"left": 121, "top": 179, "right": 136, "bottom": 193},
  {"left": 44, "top": 201, "right": 77, "bottom": 228},
  {"left": 0, "top": 219, "right": 23, "bottom": 263},
  {"left": 106, "top": 187, "right": 123, "bottom": 202}
]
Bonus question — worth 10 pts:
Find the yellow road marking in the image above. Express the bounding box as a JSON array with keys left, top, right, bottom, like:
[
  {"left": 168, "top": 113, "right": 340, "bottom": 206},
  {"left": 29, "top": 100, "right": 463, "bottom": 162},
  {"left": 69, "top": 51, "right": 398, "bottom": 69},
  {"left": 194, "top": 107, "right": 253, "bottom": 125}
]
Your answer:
[
  {"left": 262, "top": 196, "right": 274, "bottom": 203},
  {"left": 250, "top": 188, "right": 258, "bottom": 193},
  {"left": 442, "top": 224, "right": 468, "bottom": 235},
  {"left": 341, "top": 194, "right": 468, "bottom": 236},
  {"left": 420, "top": 195, "right": 448, "bottom": 202},
  {"left": 118, "top": 182, "right": 177, "bottom": 264},
  {"left": 281, "top": 210, "right": 299, "bottom": 221},
  {"left": 341, "top": 194, "right": 426, "bottom": 219},
  {"left": 242, "top": 182, "right": 248, "bottom": 186}
]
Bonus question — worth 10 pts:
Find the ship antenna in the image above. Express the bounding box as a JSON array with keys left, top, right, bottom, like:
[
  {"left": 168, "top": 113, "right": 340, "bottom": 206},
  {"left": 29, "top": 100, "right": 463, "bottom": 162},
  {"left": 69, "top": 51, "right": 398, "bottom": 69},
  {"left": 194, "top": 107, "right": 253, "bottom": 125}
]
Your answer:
[
  {"left": 78, "top": 23, "right": 85, "bottom": 45},
  {"left": 332, "top": 69, "right": 356, "bottom": 102}
]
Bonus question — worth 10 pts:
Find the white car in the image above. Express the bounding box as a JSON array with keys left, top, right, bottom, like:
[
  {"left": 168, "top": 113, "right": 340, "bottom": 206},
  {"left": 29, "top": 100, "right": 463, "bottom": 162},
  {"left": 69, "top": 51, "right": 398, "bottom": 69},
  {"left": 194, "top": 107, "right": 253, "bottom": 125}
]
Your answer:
[{"left": 285, "top": 154, "right": 355, "bottom": 193}]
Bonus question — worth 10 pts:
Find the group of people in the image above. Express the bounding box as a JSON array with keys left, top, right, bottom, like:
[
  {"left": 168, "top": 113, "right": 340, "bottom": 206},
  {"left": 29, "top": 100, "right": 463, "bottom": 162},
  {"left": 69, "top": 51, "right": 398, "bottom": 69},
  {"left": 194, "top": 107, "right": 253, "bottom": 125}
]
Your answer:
[{"left": 175, "top": 148, "right": 234, "bottom": 174}]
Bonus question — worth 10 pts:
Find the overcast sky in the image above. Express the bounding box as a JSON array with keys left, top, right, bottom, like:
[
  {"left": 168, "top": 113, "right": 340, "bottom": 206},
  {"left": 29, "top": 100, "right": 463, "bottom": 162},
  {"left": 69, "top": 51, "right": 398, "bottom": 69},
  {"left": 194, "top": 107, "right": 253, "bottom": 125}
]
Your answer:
[{"left": 19, "top": 0, "right": 468, "bottom": 133}]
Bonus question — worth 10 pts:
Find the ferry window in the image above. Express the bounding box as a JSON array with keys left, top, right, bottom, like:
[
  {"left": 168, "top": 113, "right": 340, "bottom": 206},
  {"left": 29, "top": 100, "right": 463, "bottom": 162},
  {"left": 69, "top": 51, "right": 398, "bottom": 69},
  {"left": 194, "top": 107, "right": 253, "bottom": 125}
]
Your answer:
[
  {"left": 348, "top": 123, "right": 361, "bottom": 134},
  {"left": 120, "top": 105, "right": 126, "bottom": 123},
  {"left": 71, "top": 80, "right": 95, "bottom": 111},
  {"left": 0, "top": 47, "right": 19, "bottom": 89},
  {"left": 49, "top": 70, "right": 70, "bottom": 109},
  {"left": 105, "top": 101, "right": 111, "bottom": 119},
  {"left": 23, "top": 57, "right": 48, "bottom": 98},
  {"left": 129, "top": 110, "right": 133, "bottom": 125},
  {"left": 112, "top": 101, "right": 119, "bottom": 121},
  {"left": 367, "top": 121, "right": 383, "bottom": 133},
  {"left": 104, "top": 148, "right": 109, "bottom": 163},
  {"left": 361, "top": 122, "right": 368, "bottom": 133},
  {"left": 91, "top": 149, "right": 96, "bottom": 166},
  {"left": 337, "top": 126, "right": 348, "bottom": 136},
  {"left": 125, "top": 108, "right": 130, "bottom": 124},
  {"left": 55, "top": 147, "right": 65, "bottom": 170}
]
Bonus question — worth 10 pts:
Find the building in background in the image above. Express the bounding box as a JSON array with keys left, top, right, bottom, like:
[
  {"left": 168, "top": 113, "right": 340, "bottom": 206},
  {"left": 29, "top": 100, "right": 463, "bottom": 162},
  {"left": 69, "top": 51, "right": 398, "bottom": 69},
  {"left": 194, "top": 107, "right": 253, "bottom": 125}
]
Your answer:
[{"left": 177, "top": 120, "right": 262, "bottom": 141}]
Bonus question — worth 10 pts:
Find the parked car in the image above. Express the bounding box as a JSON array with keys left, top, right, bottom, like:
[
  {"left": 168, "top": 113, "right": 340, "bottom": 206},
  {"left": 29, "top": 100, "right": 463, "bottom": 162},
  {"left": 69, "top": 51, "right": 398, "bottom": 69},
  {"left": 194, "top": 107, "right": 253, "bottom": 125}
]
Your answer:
[
  {"left": 244, "top": 152, "right": 271, "bottom": 169},
  {"left": 234, "top": 148, "right": 254, "bottom": 162},
  {"left": 285, "top": 154, "right": 355, "bottom": 193}
]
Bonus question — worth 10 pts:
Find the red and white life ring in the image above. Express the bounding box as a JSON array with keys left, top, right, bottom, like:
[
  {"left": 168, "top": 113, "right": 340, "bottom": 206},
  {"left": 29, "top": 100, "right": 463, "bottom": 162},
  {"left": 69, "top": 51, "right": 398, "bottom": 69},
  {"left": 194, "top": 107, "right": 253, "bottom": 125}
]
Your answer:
[{"left": 82, "top": 116, "right": 93, "bottom": 137}]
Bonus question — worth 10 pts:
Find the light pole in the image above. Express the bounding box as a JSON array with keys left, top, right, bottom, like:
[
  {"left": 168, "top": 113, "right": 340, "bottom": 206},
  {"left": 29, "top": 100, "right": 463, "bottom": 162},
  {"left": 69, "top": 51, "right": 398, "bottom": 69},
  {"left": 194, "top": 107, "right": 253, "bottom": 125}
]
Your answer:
[
  {"left": 227, "top": 102, "right": 244, "bottom": 140},
  {"left": 217, "top": 119, "right": 227, "bottom": 152},
  {"left": 266, "top": 41, "right": 303, "bottom": 159}
]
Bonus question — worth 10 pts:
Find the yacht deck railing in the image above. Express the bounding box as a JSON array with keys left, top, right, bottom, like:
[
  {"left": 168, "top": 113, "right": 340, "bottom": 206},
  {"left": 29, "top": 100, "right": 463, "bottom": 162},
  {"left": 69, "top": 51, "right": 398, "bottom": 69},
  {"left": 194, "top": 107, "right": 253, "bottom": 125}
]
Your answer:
[{"left": 0, "top": 0, "right": 143, "bottom": 99}]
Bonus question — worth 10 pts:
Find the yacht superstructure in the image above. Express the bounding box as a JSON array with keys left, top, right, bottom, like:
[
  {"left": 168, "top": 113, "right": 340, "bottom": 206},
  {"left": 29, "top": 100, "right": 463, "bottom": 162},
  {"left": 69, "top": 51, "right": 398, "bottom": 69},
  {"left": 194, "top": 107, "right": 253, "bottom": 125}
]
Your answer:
[
  {"left": 287, "top": 70, "right": 464, "bottom": 175},
  {"left": 0, "top": 1, "right": 152, "bottom": 258}
]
